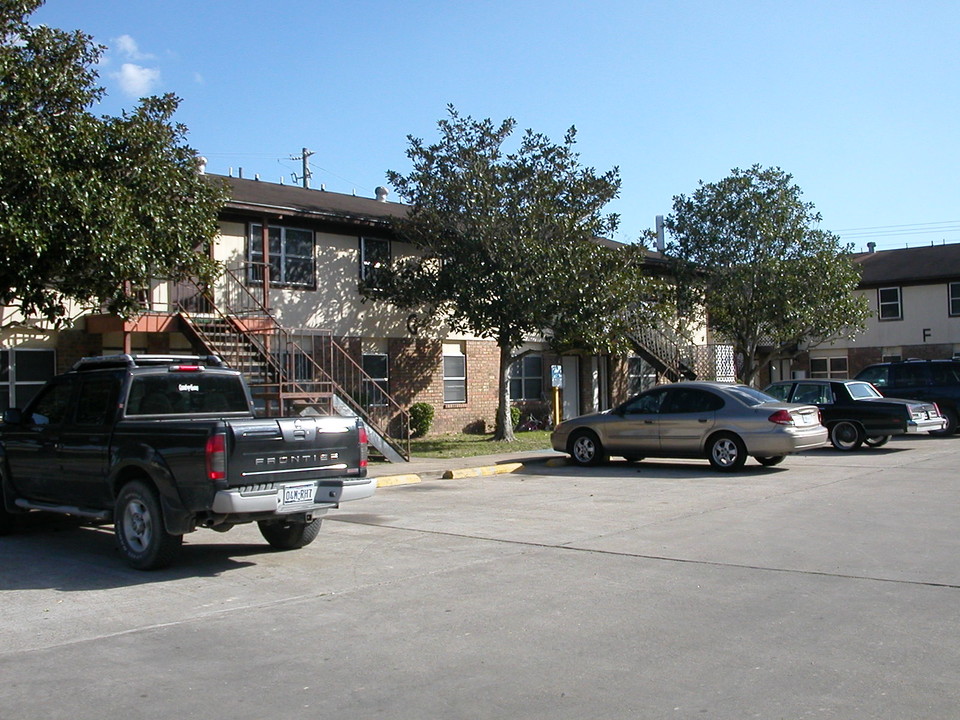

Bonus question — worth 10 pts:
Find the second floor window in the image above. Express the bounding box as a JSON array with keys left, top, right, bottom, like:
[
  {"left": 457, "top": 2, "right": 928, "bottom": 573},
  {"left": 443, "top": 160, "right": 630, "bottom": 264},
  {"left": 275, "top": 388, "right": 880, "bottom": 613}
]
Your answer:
[
  {"left": 878, "top": 286, "right": 902, "bottom": 321},
  {"left": 248, "top": 224, "right": 316, "bottom": 289},
  {"left": 950, "top": 282, "right": 960, "bottom": 317},
  {"left": 360, "top": 237, "right": 391, "bottom": 288}
]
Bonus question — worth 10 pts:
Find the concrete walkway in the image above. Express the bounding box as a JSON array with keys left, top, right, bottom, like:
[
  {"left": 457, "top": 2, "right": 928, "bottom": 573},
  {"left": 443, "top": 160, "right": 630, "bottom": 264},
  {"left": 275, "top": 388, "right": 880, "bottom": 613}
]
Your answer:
[{"left": 367, "top": 447, "right": 567, "bottom": 486}]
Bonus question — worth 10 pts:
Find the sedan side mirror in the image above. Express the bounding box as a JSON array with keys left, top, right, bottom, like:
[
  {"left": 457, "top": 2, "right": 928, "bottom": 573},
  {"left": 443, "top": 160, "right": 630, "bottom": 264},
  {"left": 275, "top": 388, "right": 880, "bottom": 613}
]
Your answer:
[{"left": 2, "top": 408, "right": 23, "bottom": 425}]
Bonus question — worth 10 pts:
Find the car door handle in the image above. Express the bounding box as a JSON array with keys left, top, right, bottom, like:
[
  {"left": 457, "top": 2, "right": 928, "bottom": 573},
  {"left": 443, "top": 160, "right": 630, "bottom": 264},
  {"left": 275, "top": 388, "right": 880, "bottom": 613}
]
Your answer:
[{"left": 698, "top": 418, "right": 709, "bottom": 423}]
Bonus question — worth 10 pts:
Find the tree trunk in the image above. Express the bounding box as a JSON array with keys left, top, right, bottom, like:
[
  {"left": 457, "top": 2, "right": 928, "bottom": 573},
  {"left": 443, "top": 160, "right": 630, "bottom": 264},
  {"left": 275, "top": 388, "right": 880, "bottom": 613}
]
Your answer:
[{"left": 492, "top": 341, "right": 516, "bottom": 441}]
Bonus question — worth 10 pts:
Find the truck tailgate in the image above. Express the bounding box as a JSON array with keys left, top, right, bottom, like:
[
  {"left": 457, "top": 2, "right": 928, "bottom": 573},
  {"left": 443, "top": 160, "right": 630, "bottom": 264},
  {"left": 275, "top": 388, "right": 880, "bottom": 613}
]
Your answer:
[{"left": 226, "top": 416, "right": 366, "bottom": 486}]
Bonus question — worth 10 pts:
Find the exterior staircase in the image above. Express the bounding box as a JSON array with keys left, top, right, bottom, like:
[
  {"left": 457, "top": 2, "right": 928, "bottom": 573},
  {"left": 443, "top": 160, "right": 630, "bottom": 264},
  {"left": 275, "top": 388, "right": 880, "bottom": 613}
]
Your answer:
[
  {"left": 176, "top": 266, "right": 410, "bottom": 462},
  {"left": 629, "top": 323, "right": 698, "bottom": 382}
]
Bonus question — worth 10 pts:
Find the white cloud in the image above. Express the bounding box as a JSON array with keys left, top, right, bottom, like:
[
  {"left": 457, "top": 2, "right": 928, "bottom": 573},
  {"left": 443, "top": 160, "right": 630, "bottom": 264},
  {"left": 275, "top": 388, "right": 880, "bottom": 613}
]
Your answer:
[
  {"left": 114, "top": 63, "right": 161, "bottom": 98},
  {"left": 114, "top": 34, "right": 154, "bottom": 61}
]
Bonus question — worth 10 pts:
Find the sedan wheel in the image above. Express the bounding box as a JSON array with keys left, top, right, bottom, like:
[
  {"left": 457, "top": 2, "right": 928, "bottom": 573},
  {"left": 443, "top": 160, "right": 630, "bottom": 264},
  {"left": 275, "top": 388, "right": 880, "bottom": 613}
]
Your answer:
[
  {"left": 569, "top": 430, "right": 608, "bottom": 467},
  {"left": 829, "top": 421, "right": 864, "bottom": 451},
  {"left": 864, "top": 435, "right": 891, "bottom": 448},
  {"left": 707, "top": 433, "right": 746, "bottom": 472}
]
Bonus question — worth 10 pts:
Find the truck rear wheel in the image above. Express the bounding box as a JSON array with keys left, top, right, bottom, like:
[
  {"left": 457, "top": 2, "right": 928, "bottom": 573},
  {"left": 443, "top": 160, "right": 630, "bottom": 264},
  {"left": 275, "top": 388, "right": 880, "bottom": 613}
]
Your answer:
[
  {"left": 258, "top": 518, "right": 322, "bottom": 550},
  {"left": 115, "top": 480, "right": 183, "bottom": 570}
]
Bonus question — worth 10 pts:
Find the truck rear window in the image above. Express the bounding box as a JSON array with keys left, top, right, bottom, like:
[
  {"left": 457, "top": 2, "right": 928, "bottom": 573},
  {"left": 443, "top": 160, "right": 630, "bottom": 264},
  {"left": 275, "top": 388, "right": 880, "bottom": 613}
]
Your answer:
[{"left": 126, "top": 374, "right": 250, "bottom": 415}]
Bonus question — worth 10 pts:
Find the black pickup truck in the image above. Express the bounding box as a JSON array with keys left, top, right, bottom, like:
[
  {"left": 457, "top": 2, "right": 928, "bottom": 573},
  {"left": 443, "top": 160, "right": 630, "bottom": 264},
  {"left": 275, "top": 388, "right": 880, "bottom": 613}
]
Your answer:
[{"left": 0, "top": 354, "right": 374, "bottom": 569}]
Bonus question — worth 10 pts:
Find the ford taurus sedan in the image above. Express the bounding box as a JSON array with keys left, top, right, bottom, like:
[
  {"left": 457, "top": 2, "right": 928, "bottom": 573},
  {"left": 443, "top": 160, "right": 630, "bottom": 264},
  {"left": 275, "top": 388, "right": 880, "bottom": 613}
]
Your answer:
[
  {"left": 551, "top": 381, "right": 827, "bottom": 471},
  {"left": 764, "top": 379, "right": 945, "bottom": 450}
]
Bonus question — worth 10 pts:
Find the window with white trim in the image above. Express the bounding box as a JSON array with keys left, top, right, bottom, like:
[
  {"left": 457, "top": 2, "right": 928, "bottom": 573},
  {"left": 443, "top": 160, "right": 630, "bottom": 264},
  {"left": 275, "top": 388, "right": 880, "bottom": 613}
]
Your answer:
[
  {"left": 810, "top": 356, "right": 848, "bottom": 379},
  {"left": 509, "top": 355, "right": 543, "bottom": 401},
  {"left": 362, "top": 353, "right": 389, "bottom": 406},
  {"left": 0, "top": 348, "right": 57, "bottom": 410},
  {"left": 878, "top": 286, "right": 902, "bottom": 321},
  {"left": 442, "top": 343, "right": 466, "bottom": 404},
  {"left": 627, "top": 356, "right": 656, "bottom": 396},
  {"left": 248, "top": 223, "right": 316, "bottom": 288},
  {"left": 949, "top": 282, "right": 960, "bottom": 317}
]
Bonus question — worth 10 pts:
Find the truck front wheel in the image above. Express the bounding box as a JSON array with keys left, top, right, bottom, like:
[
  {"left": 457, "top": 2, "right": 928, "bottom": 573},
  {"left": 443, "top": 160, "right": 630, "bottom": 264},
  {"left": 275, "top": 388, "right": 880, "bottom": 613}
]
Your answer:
[
  {"left": 258, "top": 518, "right": 322, "bottom": 550},
  {"left": 115, "top": 480, "right": 183, "bottom": 570}
]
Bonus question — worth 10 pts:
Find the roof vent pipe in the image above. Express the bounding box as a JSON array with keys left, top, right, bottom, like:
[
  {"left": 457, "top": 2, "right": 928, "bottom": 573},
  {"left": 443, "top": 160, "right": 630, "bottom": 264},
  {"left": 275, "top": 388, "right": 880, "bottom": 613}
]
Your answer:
[
  {"left": 867, "top": 241, "right": 876, "bottom": 253},
  {"left": 196, "top": 156, "right": 207, "bottom": 175},
  {"left": 375, "top": 186, "right": 389, "bottom": 202}
]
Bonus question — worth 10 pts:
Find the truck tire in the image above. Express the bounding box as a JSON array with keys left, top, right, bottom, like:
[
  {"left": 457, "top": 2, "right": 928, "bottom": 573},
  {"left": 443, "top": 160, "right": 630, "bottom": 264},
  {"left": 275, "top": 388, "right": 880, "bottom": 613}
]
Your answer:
[
  {"left": 258, "top": 518, "right": 322, "bottom": 550},
  {"left": 0, "top": 468, "right": 19, "bottom": 536},
  {"left": 115, "top": 480, "right": 183, "bottom": 570}
]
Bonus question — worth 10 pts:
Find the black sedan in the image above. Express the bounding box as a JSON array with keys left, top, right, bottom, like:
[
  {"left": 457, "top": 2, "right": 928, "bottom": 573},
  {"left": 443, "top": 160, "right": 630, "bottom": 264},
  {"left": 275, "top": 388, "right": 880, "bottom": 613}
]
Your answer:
[{"left": 764, "top": 379, "right": 946, "bottom": 450}]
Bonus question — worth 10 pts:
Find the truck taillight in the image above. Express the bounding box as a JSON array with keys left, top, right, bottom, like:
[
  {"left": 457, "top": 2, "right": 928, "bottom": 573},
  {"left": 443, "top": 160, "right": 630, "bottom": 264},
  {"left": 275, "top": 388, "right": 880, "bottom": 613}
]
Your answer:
[
  {"left": 206, "top": 432, "right": 226, "bottom": 480},
  {"left": 358, "top": 424, "right": 369, "bottom": 468}
]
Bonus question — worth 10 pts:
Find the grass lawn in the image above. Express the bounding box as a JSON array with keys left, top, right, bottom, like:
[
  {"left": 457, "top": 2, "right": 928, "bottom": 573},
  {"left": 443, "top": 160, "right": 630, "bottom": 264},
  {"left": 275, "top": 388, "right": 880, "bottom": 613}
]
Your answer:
[{"left": 402, "top": 430, "right": 554, "bottom": 459}]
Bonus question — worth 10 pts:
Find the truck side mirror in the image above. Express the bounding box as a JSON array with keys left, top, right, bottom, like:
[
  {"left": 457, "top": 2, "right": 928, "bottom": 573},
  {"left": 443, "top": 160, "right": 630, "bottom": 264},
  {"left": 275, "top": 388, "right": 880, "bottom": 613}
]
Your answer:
[{"left": 3, "top": 408, "right": 23, "bottom": 425}]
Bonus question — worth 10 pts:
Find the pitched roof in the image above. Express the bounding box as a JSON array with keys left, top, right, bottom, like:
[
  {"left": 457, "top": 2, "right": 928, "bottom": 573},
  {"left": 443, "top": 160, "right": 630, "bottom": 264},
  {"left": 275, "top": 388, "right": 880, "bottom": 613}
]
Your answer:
[
  {"left": 852, "top": 243, "right": 960, "bottom": 286},
  {"left": 211, "top": 174, "right": 408, "bottom": 228}
]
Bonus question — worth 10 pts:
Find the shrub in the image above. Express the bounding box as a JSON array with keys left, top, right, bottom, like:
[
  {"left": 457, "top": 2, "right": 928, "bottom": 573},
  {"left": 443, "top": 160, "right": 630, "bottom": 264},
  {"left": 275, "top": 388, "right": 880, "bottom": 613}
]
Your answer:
[
  {"left": 510, "top": 405, "right": 521, "bottom": 429},
  {"left": 409, "top": 402, "right": 435, "bottom": 438}
]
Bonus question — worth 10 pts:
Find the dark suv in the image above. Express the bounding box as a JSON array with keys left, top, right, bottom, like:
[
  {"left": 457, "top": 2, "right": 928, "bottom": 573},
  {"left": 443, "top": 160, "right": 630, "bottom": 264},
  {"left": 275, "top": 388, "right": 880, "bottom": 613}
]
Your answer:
[{"left": 854, "top": 359, "right": 960, "bottom": 435}]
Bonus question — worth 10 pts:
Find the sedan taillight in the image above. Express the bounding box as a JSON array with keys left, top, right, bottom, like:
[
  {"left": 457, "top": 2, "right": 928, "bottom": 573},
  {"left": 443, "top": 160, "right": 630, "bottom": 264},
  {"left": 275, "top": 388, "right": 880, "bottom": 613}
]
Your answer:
[{"left": 768, "top": 409, "right": 795, "bottom": 426}]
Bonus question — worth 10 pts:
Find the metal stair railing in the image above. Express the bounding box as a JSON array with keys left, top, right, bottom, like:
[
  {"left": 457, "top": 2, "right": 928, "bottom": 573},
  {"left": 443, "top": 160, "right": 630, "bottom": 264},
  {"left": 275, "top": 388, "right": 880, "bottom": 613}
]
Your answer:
[
  {"left": 628, "top": 321, "right": 698, "bottom": 382},
  {"left": 181, "top": 265, "right": 411, "bottom": 461}
]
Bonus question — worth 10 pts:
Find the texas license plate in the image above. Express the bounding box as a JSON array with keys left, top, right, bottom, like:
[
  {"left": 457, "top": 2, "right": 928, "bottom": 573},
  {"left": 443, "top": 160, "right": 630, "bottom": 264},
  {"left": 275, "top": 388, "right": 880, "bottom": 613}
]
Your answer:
[{"left": 282, "top": 483, "right": 316, "bottom": 506}]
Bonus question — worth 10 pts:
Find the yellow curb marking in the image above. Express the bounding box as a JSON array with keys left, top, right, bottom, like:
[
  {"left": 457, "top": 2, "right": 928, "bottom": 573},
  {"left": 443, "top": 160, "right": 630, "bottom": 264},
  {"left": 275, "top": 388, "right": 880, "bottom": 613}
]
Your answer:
[
  {"left": 442, "top": 462, "right": 524, "bottom": 480},
  {"left": 375, "top": 474, "right": 422, "bottom": 487}
]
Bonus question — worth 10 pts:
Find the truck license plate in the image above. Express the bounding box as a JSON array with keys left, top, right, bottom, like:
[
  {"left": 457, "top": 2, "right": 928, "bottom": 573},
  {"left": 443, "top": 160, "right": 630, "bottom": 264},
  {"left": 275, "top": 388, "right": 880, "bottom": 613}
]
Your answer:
[{"left": 282, "top": 483, "right": 316, "bottom": 506}]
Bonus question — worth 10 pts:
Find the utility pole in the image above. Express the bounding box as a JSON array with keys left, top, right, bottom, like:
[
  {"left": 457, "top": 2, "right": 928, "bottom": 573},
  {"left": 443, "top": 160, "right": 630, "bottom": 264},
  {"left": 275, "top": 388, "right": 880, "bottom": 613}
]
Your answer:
[{"left": 291, "top": 148, "right": 314, "bottom": 188}]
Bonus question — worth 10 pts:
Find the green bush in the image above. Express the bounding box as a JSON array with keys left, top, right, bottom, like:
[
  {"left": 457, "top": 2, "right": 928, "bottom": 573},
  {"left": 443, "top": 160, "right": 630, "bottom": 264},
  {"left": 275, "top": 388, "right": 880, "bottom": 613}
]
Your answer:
[
  {"left": 409, "top": 402, "right": 435, "bottom": 438},
  {"left": 511, "top": 405, "right": 521, "bottom": 429}
]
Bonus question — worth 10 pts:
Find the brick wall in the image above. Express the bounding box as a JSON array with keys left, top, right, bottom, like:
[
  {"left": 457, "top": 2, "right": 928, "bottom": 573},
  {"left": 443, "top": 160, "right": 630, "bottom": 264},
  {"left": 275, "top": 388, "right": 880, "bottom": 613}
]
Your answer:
[{"left": 56, "top": 329, "right": 103, "bottom": 372}]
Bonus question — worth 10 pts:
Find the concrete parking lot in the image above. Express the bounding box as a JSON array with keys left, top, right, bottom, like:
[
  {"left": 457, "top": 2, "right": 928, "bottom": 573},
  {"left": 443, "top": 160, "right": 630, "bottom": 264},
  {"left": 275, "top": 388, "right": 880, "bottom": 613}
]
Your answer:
[{"left": 2, "top": 435, "right": 959, "bottom": 719}]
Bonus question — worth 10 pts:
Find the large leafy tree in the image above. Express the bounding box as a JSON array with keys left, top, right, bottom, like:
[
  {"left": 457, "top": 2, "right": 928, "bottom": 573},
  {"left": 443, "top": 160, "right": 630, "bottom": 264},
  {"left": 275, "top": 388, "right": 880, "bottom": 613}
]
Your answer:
[
  {"left": 0, "top": 0, "right": 226, "bottom": 323},
  {"left": 664, "top": 165, "right": 868, "bottom": 385},
  {"left": 372, "top": 106, "right": 658, "bottom": 441}
]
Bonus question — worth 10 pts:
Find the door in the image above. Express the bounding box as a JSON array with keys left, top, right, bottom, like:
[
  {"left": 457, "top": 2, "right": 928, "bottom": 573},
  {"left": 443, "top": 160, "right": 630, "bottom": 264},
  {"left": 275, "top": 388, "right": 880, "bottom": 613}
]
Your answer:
[
  {"left": 657, "top": 387, "right": 720, "bottom": 454},
  {"left": 2, "top": 377, "right": 76, "bottom": 501},
  {"left": 605, "top": 388, "right": 667, "bottom": 455},
  {"left": 54, "top": 373, "right": 122, "bottom": 506},
  {"left": 561, "top": 356, "right": 579, "bottom": 420}
]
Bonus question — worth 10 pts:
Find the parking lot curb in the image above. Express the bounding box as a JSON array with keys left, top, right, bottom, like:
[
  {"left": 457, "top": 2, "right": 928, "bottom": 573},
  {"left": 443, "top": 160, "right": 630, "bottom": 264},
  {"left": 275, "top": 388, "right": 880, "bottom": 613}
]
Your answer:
[
  {"left": 442, "top": 462, "right": 524, "bottom": 479},
  {"left": 375, "top": 474, "right": 422, "bottom": 488},
  {"left": 545, "top": 457, "right": 568, "bottom": 467}
]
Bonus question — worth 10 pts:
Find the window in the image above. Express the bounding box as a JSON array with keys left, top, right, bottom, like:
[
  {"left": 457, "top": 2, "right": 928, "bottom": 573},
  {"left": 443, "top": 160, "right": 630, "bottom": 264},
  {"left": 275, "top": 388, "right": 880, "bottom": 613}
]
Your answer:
[
  {"left": 662, "top": 388, "right": 724, "bottom": 413},
  {"left": 75, "top": 375, "right": 122, "bottom": 425},
  {"left": 362, "top": 353, "right": 389, "bottom": 406},
  {"left": 360, "top": 237, "right": 391, "bottom": 288},
  {"left": 0, "top": 349, "right": 56, "bottom": 411},
  {"left": 126, "top": 375, "right": 250, "bottom": 416},
  {"left": 248, "top": 224, "right": 315, "bottom": 288},
  {"left": 857, "top": 365, "right": 889, "bottom": 388},
  {"left": 442, "top": 343, "right": 466, "bottom": 404},
  {"left": 793, "top": 383, "right": 833, "bottom": 405},
  {"left": 878, "top": 286, "right": 902, "bottom": 320},
  {"left": 950, "top": 282, "right": 960, "bottom": 317},
  {"left": 27, "top": 378, "right": 74, "bottom": 425},
  {"left": 627, "top": 357, "right": 656, "bottom": 396},
  {"left": 509, "top": 355, "right": 543, "bottom": 401},
  {"left": 810, "top": 357, "right": 848, "bottom": 379}
]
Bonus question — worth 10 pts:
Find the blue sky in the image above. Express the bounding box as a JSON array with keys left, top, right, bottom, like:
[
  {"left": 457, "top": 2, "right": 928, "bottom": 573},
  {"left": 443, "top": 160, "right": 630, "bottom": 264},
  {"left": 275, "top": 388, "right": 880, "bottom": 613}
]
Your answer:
[{"left": 32, "top": 0, "right": 960, "bottom": 251}]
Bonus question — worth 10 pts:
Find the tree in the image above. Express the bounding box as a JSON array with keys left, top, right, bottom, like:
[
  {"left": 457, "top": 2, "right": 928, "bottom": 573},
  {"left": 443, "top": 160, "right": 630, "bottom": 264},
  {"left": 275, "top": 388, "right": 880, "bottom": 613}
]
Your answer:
[
  {"left": 663, "top": 165, "right": 869, "bottom": 385},
  {"left": 0, "top": 0, "right": 227, "bottom": 324},
  {"left": 372, "top": 106, "right": 658, "bottom": 441}
]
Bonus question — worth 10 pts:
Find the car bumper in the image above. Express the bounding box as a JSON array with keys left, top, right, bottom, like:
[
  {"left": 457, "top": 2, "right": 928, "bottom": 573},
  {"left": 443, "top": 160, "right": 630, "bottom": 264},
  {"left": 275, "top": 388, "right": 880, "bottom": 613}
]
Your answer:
[
  {"left": 743, "top": 426, "right": 829, "bottom": 456},
  {"left": 907, "top": 417, "right": 947, "bottom": 433},
  {"left": 211, "top": 477, "right": 376, "bottom": 515}
]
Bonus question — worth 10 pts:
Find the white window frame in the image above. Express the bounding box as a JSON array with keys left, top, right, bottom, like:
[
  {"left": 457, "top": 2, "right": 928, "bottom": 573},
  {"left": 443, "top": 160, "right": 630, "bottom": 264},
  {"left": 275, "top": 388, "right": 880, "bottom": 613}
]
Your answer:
[
  {"left": 949, "top": 282, "right": 960, "bottom": 317},
  {"left": 810, "top": 356, "right": 848, "bottom": 379},
  {"left": 0, "top": 348, "right": 57, "bottom": 410},
  {"left": 442, "top": 342, "right": 466, "bottom": 404},
  {"left": 509, "top": 354, "right": 543, "bottom": 401},
  {"left": 878, "top": 286, "right": 902, "bottom": 321},
  {"left": 362, "top": 353, "right": 389, "bottom": 407}
]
